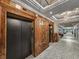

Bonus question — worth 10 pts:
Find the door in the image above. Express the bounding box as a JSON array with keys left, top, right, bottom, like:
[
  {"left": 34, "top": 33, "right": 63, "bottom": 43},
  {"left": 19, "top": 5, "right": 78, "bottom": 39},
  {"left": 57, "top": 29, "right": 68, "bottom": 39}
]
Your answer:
[
  {"left": 49, "top": 25, "right": 54, "bottom": 42},
  {"left": 21, "top": 21, "right": 32, "bottom": 58},
  {"left": 7, "top": 18, "right": 22, "bottom": 59},
  {"left": 7, "top": 18, "right": 32, "bottom": 59},
  {"left": 49, "top": 25, "right": 52, "bottom": 42}
]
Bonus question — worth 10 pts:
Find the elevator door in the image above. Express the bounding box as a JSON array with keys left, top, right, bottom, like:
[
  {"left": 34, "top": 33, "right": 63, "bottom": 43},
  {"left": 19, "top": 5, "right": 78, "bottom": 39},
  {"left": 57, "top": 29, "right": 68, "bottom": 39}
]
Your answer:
[
  {"left": 21, "top": 20, "right": 32, "bottom": 59},
  {"left": 7, "top": 18, "right": 32, "bottom": 59}
]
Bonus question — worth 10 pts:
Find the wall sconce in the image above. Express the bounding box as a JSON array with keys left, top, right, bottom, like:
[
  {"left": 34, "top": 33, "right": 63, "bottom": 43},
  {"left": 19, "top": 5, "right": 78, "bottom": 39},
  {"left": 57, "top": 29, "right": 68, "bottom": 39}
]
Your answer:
[
  {"left": 39, "top": 20, "right": 44, "bottom": 25},
  {"left": 50, "top": 26, "right": 52, "bottom": 28},
  {"left": 15, "top": 4, "right": 22, "bottom": 9},
  {"left": 36, "top": 14, "right": 38, "bottom": 17}
]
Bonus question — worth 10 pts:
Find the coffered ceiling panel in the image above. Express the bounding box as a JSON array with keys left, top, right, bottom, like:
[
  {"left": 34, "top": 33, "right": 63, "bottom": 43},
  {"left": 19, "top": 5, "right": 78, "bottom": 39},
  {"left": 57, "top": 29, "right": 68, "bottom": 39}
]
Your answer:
[
  {"left": 12, "top": 0, "right": 79, "bottom": 27},
  {"left": 35, "top": 0, "right": 58, "bottom": 7}
]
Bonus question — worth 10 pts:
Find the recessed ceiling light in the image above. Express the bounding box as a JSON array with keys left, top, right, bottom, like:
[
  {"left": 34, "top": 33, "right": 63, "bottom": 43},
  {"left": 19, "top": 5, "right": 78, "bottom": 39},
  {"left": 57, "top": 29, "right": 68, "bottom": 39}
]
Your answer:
[
  {"left": 50, "top": 11, "right": 53, "bottom": 14},
  {"left": 75, "top": 8, "right": 79, "bottom": 10},
  {"left": 67, "top": 11, "right": 72, "bottom": 15}
]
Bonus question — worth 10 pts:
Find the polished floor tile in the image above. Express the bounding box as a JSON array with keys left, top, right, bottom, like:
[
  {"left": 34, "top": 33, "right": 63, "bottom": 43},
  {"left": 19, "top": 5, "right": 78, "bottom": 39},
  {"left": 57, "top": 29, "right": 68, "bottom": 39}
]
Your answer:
[{"left": 25, "top": 33, "right": 79, "bottom": 59}]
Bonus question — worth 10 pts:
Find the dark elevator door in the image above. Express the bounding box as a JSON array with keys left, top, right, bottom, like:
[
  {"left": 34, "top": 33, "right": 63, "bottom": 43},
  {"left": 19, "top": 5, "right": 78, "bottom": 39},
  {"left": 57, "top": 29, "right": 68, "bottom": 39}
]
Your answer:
[
  {"left": 7, "top": 18, "right": 32, "bottom": 59},
  {"left": 21, "top": 20, "right": 32, "bottom": 59}
]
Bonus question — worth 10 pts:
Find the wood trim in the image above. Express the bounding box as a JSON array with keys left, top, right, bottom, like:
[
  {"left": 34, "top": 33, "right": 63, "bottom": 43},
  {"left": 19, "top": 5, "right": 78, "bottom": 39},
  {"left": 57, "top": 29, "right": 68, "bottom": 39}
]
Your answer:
[
  {"left": 0, "top": 2, "right": 36, "bottom": 21},
  {"left": 0, "top": 0, "right": 10, "bottom": 4},
  {"left": 0, "top": 0, "right": 54, "bottom": 58},
  {"left": 52, "top": 33, "right": 59, "bottom": 42},
  {"left": 0, "top": 6, "right": 7, "bottom": 59},
  {"left": 0, "top": 1, "right": 36, "bottom": 59}
]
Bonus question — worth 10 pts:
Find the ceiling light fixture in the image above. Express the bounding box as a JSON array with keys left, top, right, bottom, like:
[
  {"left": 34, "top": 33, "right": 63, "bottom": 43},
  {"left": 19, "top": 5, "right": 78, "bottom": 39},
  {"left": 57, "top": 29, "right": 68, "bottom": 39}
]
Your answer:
[
  {"left": 15, "top": 4, "right": 22, "bottom": 9},
  {"left": 50, "top": 11, "right": 53, "bottom": 14}
]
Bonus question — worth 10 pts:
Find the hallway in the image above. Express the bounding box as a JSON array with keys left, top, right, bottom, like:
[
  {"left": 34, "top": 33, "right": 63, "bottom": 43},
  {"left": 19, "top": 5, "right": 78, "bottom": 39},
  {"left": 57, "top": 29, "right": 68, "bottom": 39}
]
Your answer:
[
  {"left": 1, "top": 0, "right": 79, "bottom": 59},
  {"left": 26, "top": 33, "right": 79, "bottom": 59}
]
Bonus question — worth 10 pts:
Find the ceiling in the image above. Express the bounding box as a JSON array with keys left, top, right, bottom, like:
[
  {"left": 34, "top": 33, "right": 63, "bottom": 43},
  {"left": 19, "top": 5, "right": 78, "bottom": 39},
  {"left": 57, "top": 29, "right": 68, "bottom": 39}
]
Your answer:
[
  {"left": 12, "top": 0, "right": 79, "bottom": 27},
  {"left": 12, "top": 0, "right": 68, "bottom": 18},
  {"left": 55, "top": 7, "right": 79, "bottom": 27},
  {"left": 35, "top": 0, "right": 58, "bottom": 7}
]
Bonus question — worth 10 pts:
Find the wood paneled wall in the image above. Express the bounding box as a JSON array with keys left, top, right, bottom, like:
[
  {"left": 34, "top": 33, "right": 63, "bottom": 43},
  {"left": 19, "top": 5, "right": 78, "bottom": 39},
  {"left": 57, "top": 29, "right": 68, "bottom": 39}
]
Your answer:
[
  {"left": 0, "top": 6, "right": 6, "bottom": 59},
  {"left": 49, "top": 22, "right": 59, "bottom": 42},
  {"left": 0, "top": 0, "right": 55, "bottom": 58},
  {"left": 34, "top": 16, "right": 49, "bottom": 56},
  {"left": 0, "top": 1, "right": 36, "bottom": 59},
  {"left": 52, "top": 33, "right": 59, "bottom": 42},
  {"left": 0, "top": 0, "right": 10, "bottom": 4},
  {"left": 0, "top": 2, "right": 36, "bottom": 20}
]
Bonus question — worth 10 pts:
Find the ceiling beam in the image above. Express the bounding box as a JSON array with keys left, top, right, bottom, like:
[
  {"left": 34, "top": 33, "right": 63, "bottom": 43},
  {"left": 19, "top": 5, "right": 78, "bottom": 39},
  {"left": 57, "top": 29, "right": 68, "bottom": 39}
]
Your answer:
[{"left": 45, "top": 0, "right": 49, "bottom": 5}]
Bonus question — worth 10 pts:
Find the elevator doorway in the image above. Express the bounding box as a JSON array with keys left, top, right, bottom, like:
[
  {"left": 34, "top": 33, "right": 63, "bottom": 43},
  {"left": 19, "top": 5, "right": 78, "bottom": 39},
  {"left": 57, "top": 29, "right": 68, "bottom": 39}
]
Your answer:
[
  {"left": 49, "top": 24, "right": 54, "bottom": 42},
  {"left": 7, "top": 18, "right": 33, "bottom": 59}
]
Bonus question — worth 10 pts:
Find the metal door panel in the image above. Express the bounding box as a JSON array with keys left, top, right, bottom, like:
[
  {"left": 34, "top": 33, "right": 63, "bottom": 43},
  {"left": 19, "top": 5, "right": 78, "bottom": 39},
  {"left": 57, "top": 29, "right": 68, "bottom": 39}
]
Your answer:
[
  {"left": 21, "top": 21, "right": 32, "bottom": 58},
  {"left": 7, "top": 18, "right": 22, "bottom": 59},
  {"left": 7, "top": 18, "right": 32, "bottom": 59}
]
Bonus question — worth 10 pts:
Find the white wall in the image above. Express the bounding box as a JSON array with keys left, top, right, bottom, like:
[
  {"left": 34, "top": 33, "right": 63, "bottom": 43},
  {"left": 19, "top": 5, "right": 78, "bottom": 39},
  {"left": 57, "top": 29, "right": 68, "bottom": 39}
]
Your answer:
[{"left": 54, "top": 22, "right": 58, "bottom": 33}]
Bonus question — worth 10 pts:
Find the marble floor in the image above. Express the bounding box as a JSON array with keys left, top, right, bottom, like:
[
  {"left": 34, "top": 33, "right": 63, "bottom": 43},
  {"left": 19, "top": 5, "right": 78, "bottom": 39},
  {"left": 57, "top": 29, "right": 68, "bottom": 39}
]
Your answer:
[{"left": 25, "top": 32, "right": 79, "bottom": 59}]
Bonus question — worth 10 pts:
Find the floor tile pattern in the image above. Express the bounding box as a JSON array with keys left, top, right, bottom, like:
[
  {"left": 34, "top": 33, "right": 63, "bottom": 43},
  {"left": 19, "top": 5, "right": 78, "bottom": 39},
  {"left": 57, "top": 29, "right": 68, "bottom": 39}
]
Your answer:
[{"left": 25, "top": 33, "right": 79, "bottom": 59}]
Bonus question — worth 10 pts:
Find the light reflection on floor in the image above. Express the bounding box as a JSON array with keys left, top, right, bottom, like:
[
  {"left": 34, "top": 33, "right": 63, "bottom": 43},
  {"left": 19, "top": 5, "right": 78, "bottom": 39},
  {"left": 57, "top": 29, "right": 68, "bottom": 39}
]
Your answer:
[{"left": 25, "top": 32, "right": 79, "bottom": 59}]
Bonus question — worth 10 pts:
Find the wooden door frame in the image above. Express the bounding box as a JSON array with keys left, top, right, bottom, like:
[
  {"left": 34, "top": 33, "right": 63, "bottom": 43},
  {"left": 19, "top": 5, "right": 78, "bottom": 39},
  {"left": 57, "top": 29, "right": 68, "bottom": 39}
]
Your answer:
[
  {"left": 0, "top": 1, "right": 36, "bottom": 59},
  {"left": 49, "top": 22, "right": 54, "bottom": 42}
]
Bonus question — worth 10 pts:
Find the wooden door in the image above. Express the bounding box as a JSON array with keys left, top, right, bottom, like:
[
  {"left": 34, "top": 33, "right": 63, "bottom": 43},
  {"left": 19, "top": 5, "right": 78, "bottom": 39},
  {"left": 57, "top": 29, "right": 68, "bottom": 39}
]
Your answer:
[{"left": 34, "top": 16, "right": 49, "bottom": 56}]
